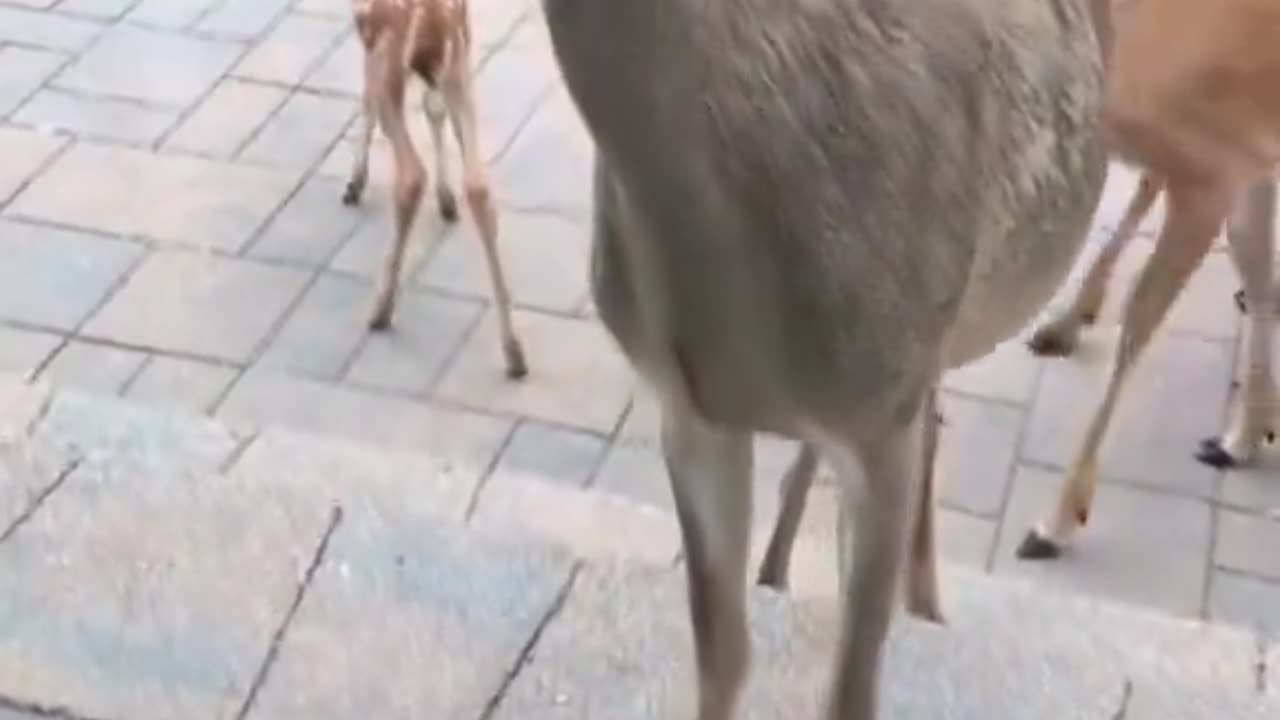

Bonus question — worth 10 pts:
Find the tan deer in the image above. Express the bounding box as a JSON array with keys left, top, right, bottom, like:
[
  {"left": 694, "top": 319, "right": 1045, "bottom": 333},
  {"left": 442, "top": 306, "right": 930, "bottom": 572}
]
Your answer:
[
  {"left": 344, "top": 0, "right": 527, "bottom": 378},
  {"left": 1018, "top": 0, "right": 1280, "bottom": 559},
  {"left": 544, "top": 0, "right": 1110, "bottom": 718}
]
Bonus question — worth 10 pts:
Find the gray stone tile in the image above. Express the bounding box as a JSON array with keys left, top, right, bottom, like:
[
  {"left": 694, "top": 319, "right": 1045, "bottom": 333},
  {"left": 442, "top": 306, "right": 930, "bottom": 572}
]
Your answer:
[
  {"left": 1125, "top": 683, "right": 1280, "bottom": 720},
  {"left": 56, "top": 0, "right": 134, "bottom": 19},
  {"left": 217, "top": 369, "right": 513, "bottom": 474},
  {"left": 1021, "top": 332, "right": 1233, "bottom": 499},
  {"left": 993, "top": 465, "right": 1212, "bottom": 617},
  {"left": 300, "top": 31, "right": 360, "bottom": 96},
  {"left": 938, "top": 507, "right": 998, "bottom": 571},
  {"left": 490, "top": 420, "right": 606, "bottom": 490},
  {"left": 935, "top": 392, "right": 1022, "bottom": 517},
  {"left": 247, "top": 516, "right": 573, "bottom": 720},
  {"left": 436, "top": 309, "right": 633, "bottom": 433},
  {"left": 294, "top": 0, "right": 347, "bottom": 16},
  {"left": 329, "top": 204, "right": 448, "bottom": 279},
  {"left": 591, "top": 442, "right": 671, "bottom": 512},
  {"left": 195, "top": 0, "right": 291, "bottom": 40},
  {"left": 255, "top": 273, "right": 368, "bottom": 381},
  {"left": 0, "top": 381, "right": 63, "bottom": 533},
  {"left": 942, "top": 336, "right": 1044, "bottom": 406},
  {"left": 0, "top": 219, "right": 142, "bottom": 331},
  {"left": 470, "top": 0, "right": 533, "bottom": 54},
  {"left": 1207, "top": 570, "right": 1280, "bottom": 636},
  {"left": 246, "top": 175, "right": 361, "bottom": 264},
  {"left": 0, "top": 440, "right": 330, "bottom": 719},
  {"left": 126, "top": 0, "right": 217, "bottom": 29},
  {"left": 9, "top": 142, "right": 298, "bottom": 253},
  {"left": 471, "top": 22, "right": 559, "bottom": 159},
  {"left": 472, "top": 473, "right": 681, "bottom": 566},
  {"left": 11, "top": 89, "right": 180, "bottom": 145},
  {"left": 162, "top": 78, "right": 287, "bottom": 158},
  {"left": 124, "top": 355, "right": 238, "bottom": 414},
  {"left": 0, "top": 45, "right": 66, "bottom": 118},
  {"left": 237, "top": 90, "right": 353, "bottom": 171},
  {"left": 0, "top": 5, "right": 103, "bottom": 52},
  {"left": 0, "top": 326, "right": 61, "bottom": 379},
  {"left": 83, "top": 250, "right": 311, "bottom": 363},
  {"left": 0, "top": 376, "right": 50, "bottom": 441},
  {"left": 37, "top": 340, "right": 147, "bottom": 394},
  {"left": 1216, "top": 509, "right": 1280, "bottom": 583},
  {"left": 0, "top": 0, "right": 57, "bottom": 8},
  {"left": 232, "top": 12, "right": 348, "bottom": 86},
  {"left": 52, "top": 23, "right": 243, "bottom": 108},
  {"left": 343, "top": 291, "right": 482, "bottom": 395},
  {"left": 226, "top": 427, "right": 481, "bottom": 524},
  {"left": 494, "top": 85, "right": 593, "bottom": 219},
  {"left": 1220, "top": 452, "right": 1280, "bottom": 516},
  {"left": 418, "top": 210, "right": 591, "bottom": 314}
]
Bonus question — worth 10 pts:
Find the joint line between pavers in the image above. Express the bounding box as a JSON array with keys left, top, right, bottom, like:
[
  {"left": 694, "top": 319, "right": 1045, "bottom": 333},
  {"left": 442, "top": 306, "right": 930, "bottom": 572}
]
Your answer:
[
  {"left": 234, "top": 502, "right": 345, "bottom": 720},
  {"left": 0, "top": 455, "right": 83, "bottom": 545},
  {"left": 0, "top": 692, "right": 106, "bottom": 720},
  {"left": 1255, "top": 628, "right": 1270, "bottom": 694},
  {"left": 984, "top": 350, "right": 1047, "bottom": 572},
  {"left": 1108, "top": 678, "right": 1134, "bottom": 720},
  {"left": 0, "top": 130, "right": 74, "bottom": 212},
  {"left": 476, "top": 561, "right": 583, "bottom": 720},
  {"left": 463, "top": 419, "right": 521, "bottom": 523}
]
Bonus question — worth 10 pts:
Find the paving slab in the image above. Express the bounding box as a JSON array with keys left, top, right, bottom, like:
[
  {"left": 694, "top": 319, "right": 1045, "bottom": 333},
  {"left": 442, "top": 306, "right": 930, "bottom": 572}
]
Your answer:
[
  {"left": 489, "top": 420, "right": 606, "bottom": 490},
  {"left": 253, "top": 272, "right": 370, "bottom": 381},
  {"left": 0, "top": 218, "right": 142, "bottom": 331},
  {"left": 1207, "top": 570, "right": 1280, "bottom": 637},
  {"left": 231, "top": 12, "right": 347, "bottom": 86},
  {"left": 0, "top": 45, "right": 67, "bottom": 119},
  {"left": 123, "top": 355, "right": 239, "bottom": 414},
  {"left": 246, "top": 175, "right": 362, "bottom": 265},
  {"left": 11, "top": 88, "right": 181, "bottom": 145},
  {"left": 0, "top": 441, "right": 333, "bottom": 720},
  {"left": 0, "top": 327, "right": 61, "bottom": 379},
  {"left": 237, "top": 90, "right": 353, "bottom": 172},
  {"left": 934, "top": 391, "right": 1023, "bottom": 517},
  {"left": 1216, "top": 510, "right": 1280, "bottom": 583},
  {"left": 83, "top": 250, "right": 311, "bottom": 363},
  {"left": 162, "top": 78, "right": 289, "bottom": 159},
  {"left": 194, "top": 0, "right": 291, "bottom": 41},
  {"left": 37, "top": 339, "right": 147, "bottom": 394},
  {"left": 125, "top": 0, "right": 217, "bottom": 29},
  {"left": 0, "top": 379, "right": 61, "bottom": 533},
  {"left": 0, "top": 5, "right": 103, "bottom": 52},
  {"left": 244, "top": 510, "right": 574, "bottom": 720},
  {"left": 343, "top": 289, "right": 483, "bottom": 395},
  {"left": 52, "top": 23, "right": 243, "bottom": 108},
  {"left": 1124, "top": 682, "right": 1279, "bottom": 720},
  {"left": 8, "top": 142, "right": 299, "bottom": 253},
  {"left": 0, "top": 126, "right": 65, "bottom": 206}
]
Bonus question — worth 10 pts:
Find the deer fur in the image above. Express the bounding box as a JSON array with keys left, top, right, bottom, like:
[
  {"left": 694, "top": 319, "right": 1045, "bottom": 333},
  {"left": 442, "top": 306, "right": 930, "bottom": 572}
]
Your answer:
[
  {"left": 345, "top": 0, "right": 527, "bottom": 378},
  {"left": 543, "top": 0, "right": 1109, "bottom": 716},
  {"left": 1019, "top": 0, "right": 1280, "bottom": 559}
]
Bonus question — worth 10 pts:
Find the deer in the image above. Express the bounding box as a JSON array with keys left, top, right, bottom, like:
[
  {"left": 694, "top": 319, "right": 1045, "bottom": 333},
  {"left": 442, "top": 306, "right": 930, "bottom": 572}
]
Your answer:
[
  {"left": 1017, "top": 0, "right": 1280, "bottom": 560},
  {"left": 343, "top": 0, "right": 527, "bottom": 379},
  {"left": 543, "top": 0, "right": 1111, "bottom": 717}
]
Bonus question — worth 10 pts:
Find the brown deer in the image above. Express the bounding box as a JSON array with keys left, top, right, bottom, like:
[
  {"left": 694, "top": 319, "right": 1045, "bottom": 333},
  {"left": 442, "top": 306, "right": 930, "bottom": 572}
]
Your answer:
[
  {"left": 344, "top": 0, "right": 527, "bottom": 378},
  {"left": 543, "top": 0, "right": 1110, "bottom": 718},
  {"left": 1018, "top": 0, "right": 1280, "bottom": 559}
]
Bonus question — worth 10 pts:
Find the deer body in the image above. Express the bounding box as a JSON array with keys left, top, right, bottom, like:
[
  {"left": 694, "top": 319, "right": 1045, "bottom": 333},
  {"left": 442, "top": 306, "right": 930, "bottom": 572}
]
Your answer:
[
  {"left": 346, "top": 0, "right": 527, "bottom": 378},
  {"left": 544, "top": 0, "right": 1107, "bottom": 716},
  {"left": 1020, "top": 0, "right": 1280, "bottom": 558}
]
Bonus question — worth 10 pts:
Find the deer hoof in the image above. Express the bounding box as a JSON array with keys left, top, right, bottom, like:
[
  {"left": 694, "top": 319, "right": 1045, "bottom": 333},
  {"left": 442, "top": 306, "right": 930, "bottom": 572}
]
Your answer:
[
  {"left": 342, "top": 182, "right": 362, "bottom": 206},
  {"left": 438, "top": 190, "right": 459, "bottom": 222},
  {"left": 504, "top": 339, "right": 528, "bottom": 380},
  {"left": 1234, "top": 289, "right": 1248, "bottom": 314},
  {"left": 1015, "top": 529, "right": 1063, "bottom": 561},
  {"left": 1027, "top": 322, "right": 1077, "bottom": 357},
  {"left": 1195, "top": 437, "right": 1240, "bottom": 469},
  {"left": 367, "top": 304, "right": 393, "bottom": 331}
]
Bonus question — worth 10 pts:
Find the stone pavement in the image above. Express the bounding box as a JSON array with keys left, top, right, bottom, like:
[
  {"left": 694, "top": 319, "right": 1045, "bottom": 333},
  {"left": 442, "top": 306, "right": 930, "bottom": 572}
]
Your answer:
[{"left": 0, "top": 0, "right": 1276, "bottom": 642}]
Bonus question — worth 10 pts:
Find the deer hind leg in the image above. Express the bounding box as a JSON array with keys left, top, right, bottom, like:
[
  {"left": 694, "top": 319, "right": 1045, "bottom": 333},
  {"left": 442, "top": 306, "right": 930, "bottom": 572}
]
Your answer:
[
  {"left": 441, "top": 46, "right": 527, "bottom": 378},
  {"left": 424, "top": 84, "right": 459, "bottom": 222},
  {"left": 660, "top": 388, "right": 753, "bottom": 720},
  {"left": 756, "top": 442, "right": 819, "bottom": 590},
  {"left": 1199, "top": 179, "right": 1279, "bottom": 468},
  {"left": 368, "top": 63, "right": 424, "bottom": 331},
  {"left": 1019, "top": 180, "right": 1231, "bottom": 560},
  {"left": 903, "top": 388, "right": 943, "bottom": 624},
  {"left": 343, "top": 40, "right": 383, "bottom": 206},
  {"left": 825, "top": 388, "right": 928, "bottom": 719},
  {"left": 1029, "top": 172, "right": 1162, "bottom": 356}
]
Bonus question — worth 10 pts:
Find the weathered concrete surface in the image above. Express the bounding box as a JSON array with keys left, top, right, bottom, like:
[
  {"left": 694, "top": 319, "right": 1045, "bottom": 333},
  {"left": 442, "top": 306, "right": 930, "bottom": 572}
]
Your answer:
[
  {"left": 495, "top": 563, "right": 1263, "bottom": 720},
  {"left": 245, "top": 516, "right": 575, "bottom": 720},
  {"left": 1125, "top": 681, "right": 1280, "bottom": 719}
]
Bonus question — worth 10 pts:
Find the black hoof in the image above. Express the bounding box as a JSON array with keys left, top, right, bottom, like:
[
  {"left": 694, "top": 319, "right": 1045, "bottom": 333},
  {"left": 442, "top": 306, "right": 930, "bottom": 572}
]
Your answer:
[
  {"left": 342, "top": 183, "right": 362, "bottom": 206},
  {"left": 438, "top": 192, "right": 459, "bottom": 223},
  {"left": 1234, "top": 289, "right": 1248, "bottom": 315},
  {"left": 1016, "top": 529, "right": 1063, "bottom": 560},
  {"left": 1027, "top": 329, "right": 1075, "bottom": 358},
  {"left": 1195, "top": 437, "right": 1240, "bottom": 469}
]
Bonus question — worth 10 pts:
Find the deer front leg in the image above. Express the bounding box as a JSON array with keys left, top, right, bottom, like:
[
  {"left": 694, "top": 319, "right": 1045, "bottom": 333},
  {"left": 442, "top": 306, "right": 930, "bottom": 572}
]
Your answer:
[
  {"left": 344, "top": 44, "right": 381, "bottom": 206},
  {"left": 1029, "top": 172, "right": 1162, "bottom": 357},
  {"left": 826, "top": 391, "right": 926, "bottom": 720},
  {"left": 1019, "top": 181, "right": 1229, "bottom": 559},
  {"left": 903, "top": 388, "right": 943, "bottom": 624},
  {"left": 442, "top": 52, "right": 527, "bottom": 378},
  {"left": 1199, "top": 179, "right": 1279, "bottom": 468},
  {"left": 368, "top": 66, "right": 424, "bottom": 331},
  {"left": 756, "top": 442, "right": 819, "bottom": 590},
  {"left": 424, "top": 85, "right": 459, "bottom": 222},
  {"left": 661, "top": 391, "right": 753, "bottom": 720}
]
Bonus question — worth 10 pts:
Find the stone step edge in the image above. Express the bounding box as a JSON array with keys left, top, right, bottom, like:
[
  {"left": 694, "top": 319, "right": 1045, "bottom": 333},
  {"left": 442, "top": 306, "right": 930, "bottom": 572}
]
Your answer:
[{"left": 1, "top": 371, "right": 1268, "bottom": 659}]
